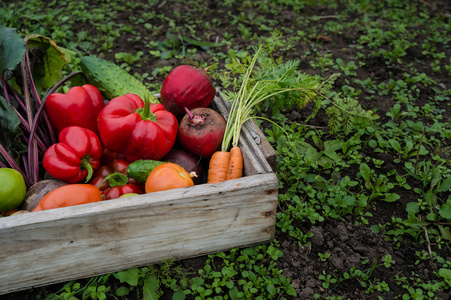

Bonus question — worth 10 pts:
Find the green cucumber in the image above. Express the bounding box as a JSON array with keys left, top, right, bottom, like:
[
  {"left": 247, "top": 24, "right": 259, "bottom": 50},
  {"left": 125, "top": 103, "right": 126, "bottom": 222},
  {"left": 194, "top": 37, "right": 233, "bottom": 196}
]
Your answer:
[
  {"left": 127, "top": 159, "right": 166, "bottom": 183},
  {"left": 80, "top": 56, "right": 159, "bottom": 103}
]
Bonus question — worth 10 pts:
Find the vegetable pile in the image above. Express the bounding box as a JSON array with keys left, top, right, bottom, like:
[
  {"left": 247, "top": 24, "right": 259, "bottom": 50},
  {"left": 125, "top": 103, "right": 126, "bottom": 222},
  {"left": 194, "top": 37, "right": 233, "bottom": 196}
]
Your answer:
[
  {"left": 0, "top": 25, "right": 318, "bottom": 216},
  {"left": 0, "top": 24, "right": 229, "bottom": 216}
]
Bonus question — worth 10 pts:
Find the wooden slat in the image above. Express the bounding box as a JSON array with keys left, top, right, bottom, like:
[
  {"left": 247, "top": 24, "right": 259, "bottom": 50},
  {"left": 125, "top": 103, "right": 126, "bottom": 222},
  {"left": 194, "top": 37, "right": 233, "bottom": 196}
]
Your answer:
[{"left": 0, "top": 173, "right": 277, "bottom": 294}]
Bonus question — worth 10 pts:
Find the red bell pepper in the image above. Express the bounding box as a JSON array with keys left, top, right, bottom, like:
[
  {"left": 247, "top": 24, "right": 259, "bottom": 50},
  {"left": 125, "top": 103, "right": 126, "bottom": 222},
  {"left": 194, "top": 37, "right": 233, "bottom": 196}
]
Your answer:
[
  {"left": 90, "top": 158, "right": 143, "bottom": 200},
  {"left": 45, "top": 84, "right": 105, "bottom": 134},
  {"left": 97, "top": 93, "right": 178, "bottom": 162},
  {"left": 43, "top": 126, "right": 103, "bottom": 183}
]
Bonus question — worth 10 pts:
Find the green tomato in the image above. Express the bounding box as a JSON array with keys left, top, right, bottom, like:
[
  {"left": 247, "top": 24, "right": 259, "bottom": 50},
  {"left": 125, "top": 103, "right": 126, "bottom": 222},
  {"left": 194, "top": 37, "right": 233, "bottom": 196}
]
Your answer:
[
  {"left": 119, "top": 193, "right": 139, "bottom": 198},
  {"left": 0, "top": 168, "right": 27, "bottom": 211}
]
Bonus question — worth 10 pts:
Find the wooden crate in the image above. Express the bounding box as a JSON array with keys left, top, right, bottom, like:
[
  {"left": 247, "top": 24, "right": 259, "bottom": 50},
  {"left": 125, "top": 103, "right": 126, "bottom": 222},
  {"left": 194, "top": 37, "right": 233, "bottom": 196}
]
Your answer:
[{"left": 0, "top": 92, "right": 278, "bottom": 295}]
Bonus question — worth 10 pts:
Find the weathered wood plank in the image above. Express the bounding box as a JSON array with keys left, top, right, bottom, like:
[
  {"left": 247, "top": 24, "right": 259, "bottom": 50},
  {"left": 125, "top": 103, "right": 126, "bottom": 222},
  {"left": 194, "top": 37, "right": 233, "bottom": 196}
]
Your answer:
[
  {"left": 242, "top": 119, "right": 278, "bottom": 173},
  {"left": 0, "top": 172, "right": 278, "bottom": 294}
]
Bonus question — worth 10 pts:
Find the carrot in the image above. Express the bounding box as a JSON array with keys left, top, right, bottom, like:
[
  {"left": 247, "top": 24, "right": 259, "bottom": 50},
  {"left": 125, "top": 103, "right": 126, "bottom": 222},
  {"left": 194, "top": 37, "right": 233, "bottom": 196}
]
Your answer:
[
  {"left": 207, "top": 47, "right": 261, "bottom": 184},
  {"left": 207, "top": 151, "right": 231, "bottom": 183},
  {"left": 208, "top": 44, "right": 303, "bottom": 183},
  {"left": 226, "top": 146, "right": 243, "bottom": 180},
  {"left": 207, "top": 147, "right": 243, "bottom": 183}
]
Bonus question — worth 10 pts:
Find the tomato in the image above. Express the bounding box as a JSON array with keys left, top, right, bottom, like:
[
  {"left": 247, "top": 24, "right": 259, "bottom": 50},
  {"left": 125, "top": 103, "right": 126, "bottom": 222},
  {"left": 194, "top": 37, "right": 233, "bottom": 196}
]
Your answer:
[
  {"left": 100, "top": 148, "right": 124, "bottom": 168},
  {"left": 111, "top": 158, "right": 130, "bottom": 175},
  {"left": 32, "top": 184, "right": 102, "bottom": 211},
  {"left": 119, "top": 193, "right": 139, "bottom": 198},
  {"left": 90, "top": 158, "right": 144, "bottom": 200},
  {"left": 0, "top": 168, "right": 27, "bottom": 212},
  {"left": 145, "top": 163, "right": 194, "bottom": 193},
  {"left": 103, "top": 183, "right": 143, "bottom": 200}
]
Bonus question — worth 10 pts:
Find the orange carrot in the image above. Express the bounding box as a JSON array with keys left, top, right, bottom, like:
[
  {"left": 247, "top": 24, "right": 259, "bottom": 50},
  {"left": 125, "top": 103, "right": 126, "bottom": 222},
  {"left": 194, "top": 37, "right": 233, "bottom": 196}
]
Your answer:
[
  {"left": 209, "top": 46, "right": 283, "bottom": 184},
  {"left": 207, "top": 151, "right": 231, "bottom": 184},
  {"left": 207, "top": 147, "right": 243, "bottom": 183},
  {"left": 226, "top": 146, "right": 243, "bottom": 180}
]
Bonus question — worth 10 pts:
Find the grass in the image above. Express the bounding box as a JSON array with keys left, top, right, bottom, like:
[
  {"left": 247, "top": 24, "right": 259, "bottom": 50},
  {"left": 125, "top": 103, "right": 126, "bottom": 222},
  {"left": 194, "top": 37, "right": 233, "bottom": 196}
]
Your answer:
[{"left": 1, "top": 0, "right": 451, "bottom": 299}]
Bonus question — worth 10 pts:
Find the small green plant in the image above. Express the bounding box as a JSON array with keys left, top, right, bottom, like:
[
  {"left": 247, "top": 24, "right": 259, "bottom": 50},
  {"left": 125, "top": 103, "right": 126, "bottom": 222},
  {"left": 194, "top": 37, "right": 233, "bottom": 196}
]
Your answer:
[
  {"left": 185, "top": 244, "right": 297, "bottom": 299},
  {"left": 325, "top": 93, "right": 378, "bottom": 135},
  {"left": 334, "top": 58, "right": 358, "bottom": 76},
  {"left": 358, "top": 163, "right": 401, "bottom": 203},
  {"left": 437, "top": 268, "right": 451, "bottom": 288},
  {"left": 318, "top": 270, "right": 338, "bottom": 290},
  {"left": 403, "top": 161, "right": 451, "bottom": 243},
  {"left": 310, "top": 51, "right": 334, "bottom": 74},
  {"left": 318, "top": 252, "right": 331, "bottom": 262},
  {"left": 386, "top": 103, "right": 406, "bottom": 121},
  {"left": 45, "top": 274, "right": 113, "bottom": 300},
  {"left": 289, "top": 227, "right": 314, "bottom": 247},
  {"left": 114, "top": 51, "right": 144, "bottom": 65}
]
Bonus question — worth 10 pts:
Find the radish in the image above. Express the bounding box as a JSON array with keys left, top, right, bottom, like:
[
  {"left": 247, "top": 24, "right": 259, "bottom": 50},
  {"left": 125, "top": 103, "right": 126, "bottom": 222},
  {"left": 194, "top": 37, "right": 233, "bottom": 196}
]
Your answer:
[
  {"left": 178, "top": 107, "right": 226, "bottom": 158},
  {"left": 160, "top": 65, "right": 216, "bottom": 117},
  {"left": 162, "top": 148, "right": 204, "bottom": 184}
]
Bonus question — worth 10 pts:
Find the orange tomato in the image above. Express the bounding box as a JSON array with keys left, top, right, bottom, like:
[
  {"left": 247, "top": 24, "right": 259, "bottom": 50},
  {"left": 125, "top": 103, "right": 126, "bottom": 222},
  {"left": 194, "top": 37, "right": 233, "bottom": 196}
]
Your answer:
[
  {"left": 32, "top": 184, "right": 102, "bottom": 211},
  {"left": 145, "top": 163, "right": 194, "bottom": 193}
]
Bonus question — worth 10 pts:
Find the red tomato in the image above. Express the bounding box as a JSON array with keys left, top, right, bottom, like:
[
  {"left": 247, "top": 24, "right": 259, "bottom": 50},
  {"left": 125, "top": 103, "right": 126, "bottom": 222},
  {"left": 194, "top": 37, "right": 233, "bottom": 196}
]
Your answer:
[
  {"left": 89, "top": 158, "right": 144, "bottom": 199},
  {"left": 100, "top": 148, "right": 124, "bottom": 168},
  {"left": 103, "top": 184, "right": 143, "bottom": 200}
]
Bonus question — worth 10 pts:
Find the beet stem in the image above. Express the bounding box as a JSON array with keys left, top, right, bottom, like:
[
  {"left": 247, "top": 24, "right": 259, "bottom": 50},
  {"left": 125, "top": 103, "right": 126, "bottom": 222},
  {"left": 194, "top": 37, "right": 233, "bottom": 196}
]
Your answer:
[
  {"left": 184, "top": 57, "right": 200, "bottom": 68},
  {"left": 184, "top": 107, "right": 205, "bottom": 125}
]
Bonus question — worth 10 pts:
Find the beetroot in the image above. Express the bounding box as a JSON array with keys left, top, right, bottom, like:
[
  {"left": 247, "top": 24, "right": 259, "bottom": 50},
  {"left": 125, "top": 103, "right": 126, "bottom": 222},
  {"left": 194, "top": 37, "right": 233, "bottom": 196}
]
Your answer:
[
  {"left": 178, "top": 107, "right": 226, "bottom": 158},
  {"left": 162, "top": 148, "right": 204, "bottom": 184},
  {"left": 160, "top": 65, "right": 216, "bottom": 117}
]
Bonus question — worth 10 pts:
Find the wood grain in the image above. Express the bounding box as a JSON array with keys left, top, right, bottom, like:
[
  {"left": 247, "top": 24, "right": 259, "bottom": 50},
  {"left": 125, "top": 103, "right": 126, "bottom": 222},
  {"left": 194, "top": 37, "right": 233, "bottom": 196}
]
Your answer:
[
  {"left": 0, "top": 173, "right": 277, "bottom": 293},
  {"left": 0, "top": 93, "right": 279, "bottom": 294}
]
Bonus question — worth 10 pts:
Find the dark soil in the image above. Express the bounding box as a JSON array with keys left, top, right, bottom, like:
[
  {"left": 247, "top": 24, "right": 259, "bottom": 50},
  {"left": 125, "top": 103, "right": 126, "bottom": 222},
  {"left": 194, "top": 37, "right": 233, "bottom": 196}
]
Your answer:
[{"left": 2, "top": 0, "right": 451, "bottom": 299}]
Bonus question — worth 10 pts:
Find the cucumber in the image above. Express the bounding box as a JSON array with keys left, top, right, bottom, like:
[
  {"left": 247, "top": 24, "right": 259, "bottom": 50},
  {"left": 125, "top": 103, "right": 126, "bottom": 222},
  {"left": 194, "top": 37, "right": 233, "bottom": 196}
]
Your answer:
[
  {"left": 127, "top": 159, "right": 166, "bottom": 183},
  {"left": 80, "top": 56, "right": 159, "bottom": 103}
]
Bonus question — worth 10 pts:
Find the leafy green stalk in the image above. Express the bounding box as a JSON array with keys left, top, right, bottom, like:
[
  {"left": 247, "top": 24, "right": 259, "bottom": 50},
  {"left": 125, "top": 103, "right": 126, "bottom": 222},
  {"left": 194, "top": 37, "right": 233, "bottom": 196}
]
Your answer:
[
  {"left": 221, "top": 46, "right": 261, "bottom": 151},
  {"left": 0, "top": 25, "right": 76, "bottom": 186},
  {"left": 221, "top": 43, "right": 324, "bottom": 152}
]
